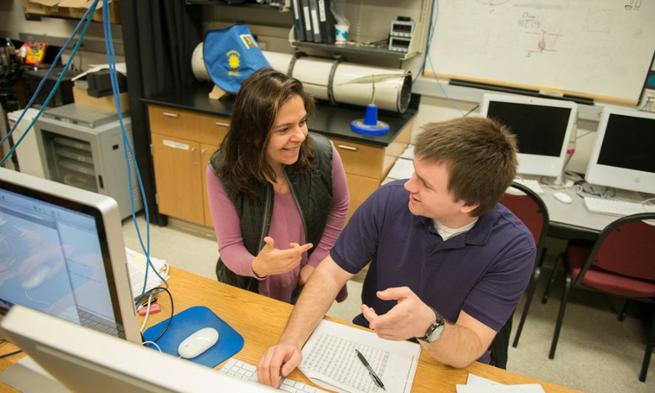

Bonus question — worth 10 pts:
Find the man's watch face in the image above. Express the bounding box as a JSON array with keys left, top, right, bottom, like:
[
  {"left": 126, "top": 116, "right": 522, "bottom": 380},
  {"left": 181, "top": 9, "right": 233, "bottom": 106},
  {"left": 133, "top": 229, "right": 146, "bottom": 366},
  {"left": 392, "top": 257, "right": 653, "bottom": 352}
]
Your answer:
[
  {"left": 424, "top": 322, "right": 444, "bottom": 343},
  {"left": 419, "top": 311, "right": 445, "bottom": 343}
]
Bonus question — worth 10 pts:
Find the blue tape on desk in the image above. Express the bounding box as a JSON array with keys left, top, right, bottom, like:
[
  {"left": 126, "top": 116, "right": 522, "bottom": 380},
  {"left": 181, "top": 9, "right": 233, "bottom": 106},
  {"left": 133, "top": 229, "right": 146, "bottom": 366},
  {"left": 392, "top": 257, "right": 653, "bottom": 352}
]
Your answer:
[{"left": 143, "top": 305, "right": 243, "bottom": 368}]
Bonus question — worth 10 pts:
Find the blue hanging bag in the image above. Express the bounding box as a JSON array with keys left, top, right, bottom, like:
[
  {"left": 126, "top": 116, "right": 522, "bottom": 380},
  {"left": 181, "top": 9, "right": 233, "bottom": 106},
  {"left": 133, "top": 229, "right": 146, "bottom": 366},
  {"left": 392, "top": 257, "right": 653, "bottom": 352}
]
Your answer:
[{"left": 203, "top": 24, "right": 271, "bottom": 94}]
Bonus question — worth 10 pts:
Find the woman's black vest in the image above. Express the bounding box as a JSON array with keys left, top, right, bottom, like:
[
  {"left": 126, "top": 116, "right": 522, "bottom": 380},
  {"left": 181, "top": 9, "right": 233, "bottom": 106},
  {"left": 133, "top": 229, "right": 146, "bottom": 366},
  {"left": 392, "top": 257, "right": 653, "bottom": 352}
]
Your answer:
[{"left": 214, "top": 133, "right": 334, "bottom": 294}]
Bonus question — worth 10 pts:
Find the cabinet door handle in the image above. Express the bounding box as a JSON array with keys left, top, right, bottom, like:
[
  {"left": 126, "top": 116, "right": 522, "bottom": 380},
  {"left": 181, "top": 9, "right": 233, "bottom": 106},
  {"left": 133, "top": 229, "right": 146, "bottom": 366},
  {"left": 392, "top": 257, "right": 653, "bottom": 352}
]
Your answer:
[
  {"left": 162, "top": 112, "right": 180, "bottom": 118},
  {"left": 215, "top": 121, "right": 230, "bottom": 127},
  {"left": 337, "top": 144, "right": 358, "bottom": 152}
]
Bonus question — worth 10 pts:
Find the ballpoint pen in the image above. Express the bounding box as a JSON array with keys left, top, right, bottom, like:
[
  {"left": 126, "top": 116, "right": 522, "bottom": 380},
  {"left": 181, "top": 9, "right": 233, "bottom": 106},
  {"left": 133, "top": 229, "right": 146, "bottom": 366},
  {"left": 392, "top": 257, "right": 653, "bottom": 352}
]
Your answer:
[{"left": 355, "top": 349, "right": 386, "bottom": 391}]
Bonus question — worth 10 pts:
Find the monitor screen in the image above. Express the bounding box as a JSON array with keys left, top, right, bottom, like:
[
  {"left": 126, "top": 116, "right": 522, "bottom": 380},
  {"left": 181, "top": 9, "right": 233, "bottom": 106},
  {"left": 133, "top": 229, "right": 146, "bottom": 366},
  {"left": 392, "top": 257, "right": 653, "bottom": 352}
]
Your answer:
[
  {"left": 1, "top": 306, "right": 275, "bottom": 393},
  {"left": 480, "top": 93, "right": 577, "bottom": 177},
  {"left": 585, "top": 107, "right": 655, "bottom": 194},
  {"left": 597, "top": 114, "right": 655, "bottom": 173},
  {"left": 0, "top": 168, "right": 140, "bottom": 343}
]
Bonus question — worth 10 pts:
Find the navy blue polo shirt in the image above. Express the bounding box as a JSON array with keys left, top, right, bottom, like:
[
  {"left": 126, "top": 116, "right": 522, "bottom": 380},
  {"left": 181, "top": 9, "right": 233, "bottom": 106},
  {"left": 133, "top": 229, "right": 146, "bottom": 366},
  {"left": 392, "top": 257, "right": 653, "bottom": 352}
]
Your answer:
[{"left": 331, "top": 180, "right": 535, "bottom": 348}]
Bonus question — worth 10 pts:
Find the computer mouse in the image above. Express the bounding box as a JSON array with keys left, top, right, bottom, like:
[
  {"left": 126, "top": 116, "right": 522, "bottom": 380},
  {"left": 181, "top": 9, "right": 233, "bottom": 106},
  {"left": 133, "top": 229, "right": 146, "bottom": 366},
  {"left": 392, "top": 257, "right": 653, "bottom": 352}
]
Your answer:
[
  {"left": 553, "top": 191, "right": 573, "bottom": 204},
  {"left": 21, "top": 266, "right": 51, "bottom": 290},
  {"left": 177, "top": 327, "right": 219, "bottom": 359}
]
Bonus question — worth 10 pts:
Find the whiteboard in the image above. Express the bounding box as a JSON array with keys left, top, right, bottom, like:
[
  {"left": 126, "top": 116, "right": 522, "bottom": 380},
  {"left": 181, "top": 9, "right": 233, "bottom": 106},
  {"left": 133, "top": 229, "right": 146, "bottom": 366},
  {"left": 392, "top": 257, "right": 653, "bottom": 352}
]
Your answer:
[{"left": 426, "top": 0, "right": 655, "bottom": 105}]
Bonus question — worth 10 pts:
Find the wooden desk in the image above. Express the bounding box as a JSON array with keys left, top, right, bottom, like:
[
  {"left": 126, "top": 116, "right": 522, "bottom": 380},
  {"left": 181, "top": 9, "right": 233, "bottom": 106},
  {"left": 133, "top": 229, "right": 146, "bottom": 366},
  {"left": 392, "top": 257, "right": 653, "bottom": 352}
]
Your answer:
[{"left": 0, "top": 268, "right": 581, "bottom": 392}]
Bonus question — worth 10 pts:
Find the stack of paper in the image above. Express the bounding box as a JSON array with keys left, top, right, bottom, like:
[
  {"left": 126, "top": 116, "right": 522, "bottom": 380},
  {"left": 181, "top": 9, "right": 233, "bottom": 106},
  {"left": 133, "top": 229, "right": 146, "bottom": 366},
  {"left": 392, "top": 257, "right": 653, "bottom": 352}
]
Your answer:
[
  {"left": 125, "top": 248, "right": 169, "bottom": 298},
  {"left": 299, "top": 320, "right": 420, "bottom": 393},
  {"left": 458, "top": 374, "right": 545, "bottom": 393}
]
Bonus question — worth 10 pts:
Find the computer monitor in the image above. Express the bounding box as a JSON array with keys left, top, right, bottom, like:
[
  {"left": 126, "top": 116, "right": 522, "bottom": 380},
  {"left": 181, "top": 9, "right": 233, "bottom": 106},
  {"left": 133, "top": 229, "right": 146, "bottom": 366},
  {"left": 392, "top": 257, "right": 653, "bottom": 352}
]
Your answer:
[
  {"left": 0, "top": 305, "right": 274, "bottom": 393},
  {"left": 0, "top": 167, "right": 140, "bottom": 343},
  {"left": 585, "top": 107, "right": 655, "bottom": 194},
  {"left": 480, "top": 93, "right": 578, "bottom": 177}
]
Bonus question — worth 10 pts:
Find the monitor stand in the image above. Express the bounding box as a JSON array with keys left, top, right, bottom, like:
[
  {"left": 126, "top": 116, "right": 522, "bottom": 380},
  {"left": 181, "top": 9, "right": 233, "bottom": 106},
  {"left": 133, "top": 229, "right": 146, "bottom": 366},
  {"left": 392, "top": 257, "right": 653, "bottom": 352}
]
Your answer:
[
  {"left": 0, "top": 356, "right": 70, "bottom": 393},
  {"left": 554, "top": 149, "right": 576, "bottom": 186}
]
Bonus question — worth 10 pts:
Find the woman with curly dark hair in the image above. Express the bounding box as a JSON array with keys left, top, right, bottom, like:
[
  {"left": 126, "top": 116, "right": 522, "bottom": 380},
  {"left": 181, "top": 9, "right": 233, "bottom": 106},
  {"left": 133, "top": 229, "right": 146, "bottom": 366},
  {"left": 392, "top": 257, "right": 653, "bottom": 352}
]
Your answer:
[{"left": 207, "top": 68, "right": 349, "bottom": 303}]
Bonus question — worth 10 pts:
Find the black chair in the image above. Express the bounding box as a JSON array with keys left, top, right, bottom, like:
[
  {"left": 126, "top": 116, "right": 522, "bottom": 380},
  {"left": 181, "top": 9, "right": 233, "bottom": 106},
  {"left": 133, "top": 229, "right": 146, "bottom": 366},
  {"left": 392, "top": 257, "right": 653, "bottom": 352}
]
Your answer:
[
  {"left": 489, "top": 312, "right": 513, "bottom": 369},
  {"left": 500, "top": 182, "right": 550, "bottom": 348}
]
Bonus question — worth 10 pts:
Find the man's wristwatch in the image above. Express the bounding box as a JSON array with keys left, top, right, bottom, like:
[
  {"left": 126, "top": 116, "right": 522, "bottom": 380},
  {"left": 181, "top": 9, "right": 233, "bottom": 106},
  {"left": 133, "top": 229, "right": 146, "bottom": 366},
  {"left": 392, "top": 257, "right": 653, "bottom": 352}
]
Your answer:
[{"left": 417, "top": 308, "right": 445, "bottom": 343}]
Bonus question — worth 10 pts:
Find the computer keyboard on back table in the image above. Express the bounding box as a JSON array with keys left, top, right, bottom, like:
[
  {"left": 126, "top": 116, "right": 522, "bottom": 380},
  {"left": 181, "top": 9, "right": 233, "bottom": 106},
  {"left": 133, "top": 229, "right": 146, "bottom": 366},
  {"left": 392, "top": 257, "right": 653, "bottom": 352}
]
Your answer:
[
  {"left": 219, "top": 358, "right": 327, "bottom": 393},
  {"left": 583, "top": 196, "right": 655, "bottom": 216}
]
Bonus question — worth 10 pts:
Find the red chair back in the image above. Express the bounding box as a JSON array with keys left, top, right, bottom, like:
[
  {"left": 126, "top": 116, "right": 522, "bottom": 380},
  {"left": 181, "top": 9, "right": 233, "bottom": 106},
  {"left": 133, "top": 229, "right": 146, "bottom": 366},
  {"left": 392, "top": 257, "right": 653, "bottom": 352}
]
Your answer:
[
  {"left": 501, "top": 183, "right": 549, "bottom": 249},
  {"left": 590, "top": 214, "right": 655, "bottom": 280}
]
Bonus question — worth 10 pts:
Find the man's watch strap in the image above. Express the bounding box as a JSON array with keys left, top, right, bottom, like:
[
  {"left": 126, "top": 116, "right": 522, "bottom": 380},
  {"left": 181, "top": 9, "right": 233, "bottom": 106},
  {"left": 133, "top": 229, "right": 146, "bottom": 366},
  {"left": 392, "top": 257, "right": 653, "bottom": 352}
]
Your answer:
[{"left": 418, "top": 307, "right": 445, "bottom": 343}]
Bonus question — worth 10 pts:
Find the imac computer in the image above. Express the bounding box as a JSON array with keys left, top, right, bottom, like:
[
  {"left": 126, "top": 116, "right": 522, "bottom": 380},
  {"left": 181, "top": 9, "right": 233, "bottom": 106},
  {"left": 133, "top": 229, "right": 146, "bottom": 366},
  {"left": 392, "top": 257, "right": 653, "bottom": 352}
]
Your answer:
[
  {"left": 585, "top": 107, "right": 655, "bottom": 195},
  {"left": 480, "top": 93, "right": 578, "bottom": 178},
  {"left": 0, "top": 167, "right": 140, "bottom": 343},
  {"left": 0, "top": 305, "right": 275, "bottom": 393}
]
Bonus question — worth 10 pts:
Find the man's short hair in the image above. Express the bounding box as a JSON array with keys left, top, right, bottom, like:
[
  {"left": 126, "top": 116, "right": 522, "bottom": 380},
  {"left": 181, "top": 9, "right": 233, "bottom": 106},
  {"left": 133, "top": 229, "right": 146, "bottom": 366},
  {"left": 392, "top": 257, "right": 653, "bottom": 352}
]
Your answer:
[{"left": 414, "top": 117, "right": 518, "bottom": 216}]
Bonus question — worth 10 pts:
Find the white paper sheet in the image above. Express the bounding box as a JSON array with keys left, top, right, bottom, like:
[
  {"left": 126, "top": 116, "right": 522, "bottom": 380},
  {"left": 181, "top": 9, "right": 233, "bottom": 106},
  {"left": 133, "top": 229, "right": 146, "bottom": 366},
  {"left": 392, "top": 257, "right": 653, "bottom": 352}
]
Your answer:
[
  {"left": 457, "top": 373, "right": 545, "bottom": 393},
  {"left": 125, "top": 248, "right": 169, "bottom": 298},
  {"left": 299, "top": 320, "right": 420, "bottom": 393}
]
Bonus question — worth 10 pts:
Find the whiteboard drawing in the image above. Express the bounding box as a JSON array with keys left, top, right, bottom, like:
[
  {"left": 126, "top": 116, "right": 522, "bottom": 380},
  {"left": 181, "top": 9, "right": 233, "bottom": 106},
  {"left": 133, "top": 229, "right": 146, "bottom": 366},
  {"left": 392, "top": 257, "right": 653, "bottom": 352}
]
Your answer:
[
  {"left": 524, "top": 31, "right": 562, "bottom": 57},
  {"left": 428, "top": 0, "right": 655, "bottom": 104},
  {"left": 624, "top": 0, "right": 641, "bottom": 11},
  {"left": 518, "top": 12, "right": 541, "bottom": 30},
  {"left": 517, "top": 12, "right": 562, "bottom": 57},
  {"left": 476, "top": 0, "right": 510, "bottom": 6}
]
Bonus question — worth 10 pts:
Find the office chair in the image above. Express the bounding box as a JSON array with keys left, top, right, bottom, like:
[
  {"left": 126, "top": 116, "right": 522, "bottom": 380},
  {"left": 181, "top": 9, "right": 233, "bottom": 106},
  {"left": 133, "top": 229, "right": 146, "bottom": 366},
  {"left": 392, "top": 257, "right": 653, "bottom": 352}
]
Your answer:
[
  {"left": 489, "top": 312, "right": 513, "bottom": 369},
  {"left": 499, "top": 182, "right": 550, "bottom": 348},
  {"left": 546, "top": 212, "right": 655, "bottom": 382}
]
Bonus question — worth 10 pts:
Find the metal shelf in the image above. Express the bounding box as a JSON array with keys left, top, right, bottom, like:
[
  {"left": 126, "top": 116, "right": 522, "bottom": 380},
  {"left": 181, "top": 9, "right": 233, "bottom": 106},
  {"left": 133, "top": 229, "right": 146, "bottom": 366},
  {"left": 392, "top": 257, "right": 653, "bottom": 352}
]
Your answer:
[
  {"left": 185, "top": 0, "right": 289, "bottom": 11},
  {"left": 291, "top": 41, "right": 418, "bottom": 60}
]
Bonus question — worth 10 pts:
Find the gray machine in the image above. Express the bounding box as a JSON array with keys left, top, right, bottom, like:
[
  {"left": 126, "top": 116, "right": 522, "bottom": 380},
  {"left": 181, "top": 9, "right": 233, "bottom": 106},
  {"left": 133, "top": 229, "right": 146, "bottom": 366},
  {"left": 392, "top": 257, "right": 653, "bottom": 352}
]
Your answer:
[{"left": 34, "top": 104, "right": 141, "bottom": 219}]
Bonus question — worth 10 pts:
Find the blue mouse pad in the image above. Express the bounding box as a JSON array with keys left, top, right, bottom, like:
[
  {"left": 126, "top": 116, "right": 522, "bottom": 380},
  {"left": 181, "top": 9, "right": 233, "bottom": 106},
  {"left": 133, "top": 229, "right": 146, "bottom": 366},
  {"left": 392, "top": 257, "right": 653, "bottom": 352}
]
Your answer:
[{"left": 143, "top": 305, "right": 243, "bottom": 368}]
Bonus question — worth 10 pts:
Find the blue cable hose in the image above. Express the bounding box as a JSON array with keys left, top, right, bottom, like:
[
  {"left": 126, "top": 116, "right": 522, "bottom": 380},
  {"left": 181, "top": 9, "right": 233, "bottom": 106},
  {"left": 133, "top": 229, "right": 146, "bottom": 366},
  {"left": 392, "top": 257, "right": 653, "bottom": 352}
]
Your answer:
[{"left": 101, "top": 0, "right": 167, "bottom": 296}]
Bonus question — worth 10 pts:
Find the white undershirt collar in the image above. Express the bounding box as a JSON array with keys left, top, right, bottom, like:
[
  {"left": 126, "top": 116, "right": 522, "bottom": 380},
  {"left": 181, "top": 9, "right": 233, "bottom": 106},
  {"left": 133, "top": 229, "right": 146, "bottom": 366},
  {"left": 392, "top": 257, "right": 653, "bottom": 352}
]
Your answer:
[{"left": 433, "top": 218, "right": 479, "bottom": 241}]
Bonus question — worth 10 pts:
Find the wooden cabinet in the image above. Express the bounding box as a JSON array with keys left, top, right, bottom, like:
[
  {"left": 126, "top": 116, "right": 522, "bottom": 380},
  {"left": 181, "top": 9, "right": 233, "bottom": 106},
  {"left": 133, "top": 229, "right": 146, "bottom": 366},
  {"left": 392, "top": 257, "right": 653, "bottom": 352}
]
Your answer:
[
  {"left": 151, "top": 134, "right": 204, "bottom": 223},
  {"left": 333, "top": 117, "right": 414, "bottom": 219},
  {"left": 201, "top": 145, "right": 215, "bottom": 227},
  {"left": 148, "top": 103, "right": 413, "bottom": 226},
  {"left": 148, "top": 105, "right": 229, "bottom": 226}
]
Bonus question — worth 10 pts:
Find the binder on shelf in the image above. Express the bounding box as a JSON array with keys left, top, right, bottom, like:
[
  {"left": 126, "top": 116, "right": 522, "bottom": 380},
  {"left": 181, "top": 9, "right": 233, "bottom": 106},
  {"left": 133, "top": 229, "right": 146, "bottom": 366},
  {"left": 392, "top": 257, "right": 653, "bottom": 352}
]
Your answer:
[
  {"left": 309, "top": 0, "right": 322, "bottom": 43},
  {"left": 301, "top": 0, "right": 313, "bottom": 42},
  {"left": 291, "top": 0, "right": 305, "bottom": 42},
  {"left": 318, "top": 0, "right": 335, "bottom": 44}
]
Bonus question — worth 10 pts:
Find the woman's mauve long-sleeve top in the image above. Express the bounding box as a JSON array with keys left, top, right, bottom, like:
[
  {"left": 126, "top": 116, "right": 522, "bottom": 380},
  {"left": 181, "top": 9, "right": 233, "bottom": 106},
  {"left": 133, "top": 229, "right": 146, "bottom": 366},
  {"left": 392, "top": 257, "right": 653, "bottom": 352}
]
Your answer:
[{"left": 206, "top": 145, "right": 349, "bottom": 303}]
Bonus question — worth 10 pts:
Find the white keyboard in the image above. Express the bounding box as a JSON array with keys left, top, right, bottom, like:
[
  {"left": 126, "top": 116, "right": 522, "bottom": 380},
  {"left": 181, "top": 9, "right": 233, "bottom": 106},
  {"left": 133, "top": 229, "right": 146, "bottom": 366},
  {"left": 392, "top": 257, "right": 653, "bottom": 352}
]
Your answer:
[
  {"left": 219, "top": 358, "right": 327, "bottom": 393},
  {"left": 511, "top": 178, "right": 544, "bottom": 194},
  {"left": 583, "top": 196, "right": 655, "bottom": 216}
]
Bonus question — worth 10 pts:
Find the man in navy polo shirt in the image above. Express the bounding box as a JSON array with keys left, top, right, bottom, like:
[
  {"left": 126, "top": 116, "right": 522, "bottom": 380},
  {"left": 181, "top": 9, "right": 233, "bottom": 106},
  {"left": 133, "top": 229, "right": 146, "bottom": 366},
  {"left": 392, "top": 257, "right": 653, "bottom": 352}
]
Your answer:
[{"left": 258, "top": 117, "right": 536, "bottom": 387}]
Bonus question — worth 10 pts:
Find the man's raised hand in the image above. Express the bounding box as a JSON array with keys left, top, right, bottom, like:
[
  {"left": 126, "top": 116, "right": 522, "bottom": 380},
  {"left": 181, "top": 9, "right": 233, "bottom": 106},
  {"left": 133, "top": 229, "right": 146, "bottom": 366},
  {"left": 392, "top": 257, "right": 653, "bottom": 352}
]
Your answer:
[{"left": 361, "top": 286, "right": 435, "bottom": 340}]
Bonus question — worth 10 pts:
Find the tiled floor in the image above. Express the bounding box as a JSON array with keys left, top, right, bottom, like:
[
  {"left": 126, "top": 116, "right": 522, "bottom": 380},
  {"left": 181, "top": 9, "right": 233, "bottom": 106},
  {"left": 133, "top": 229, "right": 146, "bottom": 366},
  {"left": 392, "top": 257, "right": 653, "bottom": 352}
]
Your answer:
[{"left": 123, "top": 216, "right": 655, "bottom": 393}]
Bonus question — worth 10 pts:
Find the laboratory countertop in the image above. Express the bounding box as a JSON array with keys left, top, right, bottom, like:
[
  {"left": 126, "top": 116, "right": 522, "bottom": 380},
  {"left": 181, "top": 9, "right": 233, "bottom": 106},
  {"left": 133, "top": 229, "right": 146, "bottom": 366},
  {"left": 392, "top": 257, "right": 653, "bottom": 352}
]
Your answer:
[{"left": 142, "top": 84, "right": 419, "bottom": 147}]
